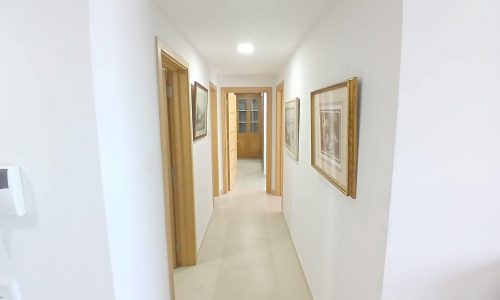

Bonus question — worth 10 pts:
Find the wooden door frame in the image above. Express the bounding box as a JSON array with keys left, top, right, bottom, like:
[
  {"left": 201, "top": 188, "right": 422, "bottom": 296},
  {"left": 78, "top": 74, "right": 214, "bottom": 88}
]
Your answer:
[
  {"left": 221, "top": 87, "right": 273, "bottom": 194},
  {"left": 209, "top": 82, "right": 219, "bottom": 198},
  {"left": 226, "top": 92, "right": 238, "bottom": 190},
  {"left": 155, "top": 38, "right": 197, "bottom": 300},
  {"left": 275, "top": 81, "right": 285, "bottom": 196}
]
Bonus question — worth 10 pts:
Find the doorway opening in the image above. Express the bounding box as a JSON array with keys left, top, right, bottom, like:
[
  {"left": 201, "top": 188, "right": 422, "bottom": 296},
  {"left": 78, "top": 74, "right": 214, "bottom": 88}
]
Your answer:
[
  {"left": 221, "top": 87, "right": 273, "bottom": 195},
  {"left": 155, "top": 38, "right": 197, "bottom": 299},
  {"left": 275, "top": 81, "right": 284, "bottom": 197},
  {"left": 209, "top": 82, "right": 219, "bottom": 198}
]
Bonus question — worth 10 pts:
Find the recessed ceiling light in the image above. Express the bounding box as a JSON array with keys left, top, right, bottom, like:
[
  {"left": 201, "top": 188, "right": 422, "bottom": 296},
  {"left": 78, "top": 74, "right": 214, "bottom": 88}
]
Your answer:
[{"left": 237, "top": 43, "right": 254, "bottom": 54}]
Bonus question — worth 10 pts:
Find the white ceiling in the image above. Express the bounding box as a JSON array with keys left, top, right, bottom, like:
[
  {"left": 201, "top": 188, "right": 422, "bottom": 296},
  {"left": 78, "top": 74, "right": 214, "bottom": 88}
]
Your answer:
[{"left": 156, "top": 0, "right": 332, "bottom": 75}]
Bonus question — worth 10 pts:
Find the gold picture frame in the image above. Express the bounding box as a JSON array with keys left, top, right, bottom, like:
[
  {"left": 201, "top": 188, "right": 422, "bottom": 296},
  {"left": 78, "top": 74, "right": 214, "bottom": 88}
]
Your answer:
[
  {"left": 311, "top": 78, "right": 359, "bottom": 198},
  {"left": 192, "top": 81, "right": 208, "bottom": 141},
  {"left": 284, "top": 97, "right": 300, "bottom": 160}
]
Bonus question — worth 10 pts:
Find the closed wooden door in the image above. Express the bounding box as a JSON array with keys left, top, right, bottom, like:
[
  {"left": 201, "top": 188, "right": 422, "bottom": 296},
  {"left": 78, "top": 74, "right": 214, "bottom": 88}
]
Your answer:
[
  {"left": 228, "top": 93, "right": 238, "bottom": 190},
  {"left": 237, "top": 95, "right": 262, "bottom": 158},
  {"left": 162, "top": 69, "right": 178, "bottom": 269}
]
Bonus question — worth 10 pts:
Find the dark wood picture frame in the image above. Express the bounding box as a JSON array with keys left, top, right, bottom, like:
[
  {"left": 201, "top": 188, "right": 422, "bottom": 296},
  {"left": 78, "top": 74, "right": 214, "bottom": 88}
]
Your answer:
[{"left": 192, "top": 81, "right": 208, "bottom": 141}]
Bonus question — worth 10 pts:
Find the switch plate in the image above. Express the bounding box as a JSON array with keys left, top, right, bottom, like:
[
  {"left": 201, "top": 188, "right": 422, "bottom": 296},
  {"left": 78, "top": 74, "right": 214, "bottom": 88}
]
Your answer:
[
  {"left": 0, "top": 278, "right": 21, "bottom": 300},
  {"left": 0, "top": 166, "right": 26, "bottom": 216}
]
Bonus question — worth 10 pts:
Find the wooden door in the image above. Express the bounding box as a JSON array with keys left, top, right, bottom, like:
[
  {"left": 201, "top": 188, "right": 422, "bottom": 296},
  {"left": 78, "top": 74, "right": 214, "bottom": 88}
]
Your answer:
[
  {"left": 159, "top": 48, "right": 197, "bottom": 270},
  {"left": 237, "top": 94, "right": 262, "bottom": 158},
  {"left": 228, "top": 93, "right": 238, "bottom": 190},
  {"left": 162, "top": 69, "right": 177, "bottom": 269}
]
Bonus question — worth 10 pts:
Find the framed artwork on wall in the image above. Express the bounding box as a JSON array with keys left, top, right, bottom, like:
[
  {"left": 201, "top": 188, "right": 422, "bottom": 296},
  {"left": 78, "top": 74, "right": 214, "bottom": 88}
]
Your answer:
[
  {"left": 311, "top": 77, "right": 359, "bottom": 198},
  {"left": 284, "top": 97, "right": 300, "bottom": 160},
  {"left": 192, "top": 81, "right": 208, "bottom": 141}
]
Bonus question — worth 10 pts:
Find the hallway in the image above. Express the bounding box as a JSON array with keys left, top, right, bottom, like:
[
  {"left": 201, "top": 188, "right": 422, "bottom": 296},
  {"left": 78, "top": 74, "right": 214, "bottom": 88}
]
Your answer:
[
  {"left": 3, "top": 0, "right": 499, "bottom": 299},
  {"left": 174, "top": 160, "right": 312, "bottom": 300}
]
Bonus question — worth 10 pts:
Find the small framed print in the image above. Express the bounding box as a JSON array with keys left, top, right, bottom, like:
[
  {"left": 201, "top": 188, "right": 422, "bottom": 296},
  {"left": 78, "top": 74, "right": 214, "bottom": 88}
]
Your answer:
[
  {"left": 311, "top": 78, "right": 359, "bottom": 198},
  {"left": 284, "top": 97, "right": 300, "bottom": 160},
  {"left": 192, "top": 81, "right": 208, "bottom": 141}
]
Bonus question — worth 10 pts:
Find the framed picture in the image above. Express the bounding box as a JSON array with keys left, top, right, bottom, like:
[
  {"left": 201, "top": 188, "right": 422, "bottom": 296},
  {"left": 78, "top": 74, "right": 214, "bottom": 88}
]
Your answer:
[
  {"left": 192, "top": 81, "right": 208, "bottom": 141},
  {"left": 311, "top": 77, "right": 359, "bottom": 198},
  {"left": 284, "top": 97, "right": 300, "bottom": 160}
]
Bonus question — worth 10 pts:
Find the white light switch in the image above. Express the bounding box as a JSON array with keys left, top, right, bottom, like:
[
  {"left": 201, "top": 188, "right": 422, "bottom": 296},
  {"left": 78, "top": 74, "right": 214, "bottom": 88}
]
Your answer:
[
  {"left": 0, "top": 278, "right": 21, "bottom": 300},
  {"left": 0, "top": 166, "right": 26, "bottom": 216}
]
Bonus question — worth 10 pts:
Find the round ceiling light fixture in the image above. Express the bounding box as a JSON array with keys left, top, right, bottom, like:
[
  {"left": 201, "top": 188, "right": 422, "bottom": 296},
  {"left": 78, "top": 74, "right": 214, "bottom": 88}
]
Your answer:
[{"left": 237, "top": 42, "right": 255, "bottom": 54}]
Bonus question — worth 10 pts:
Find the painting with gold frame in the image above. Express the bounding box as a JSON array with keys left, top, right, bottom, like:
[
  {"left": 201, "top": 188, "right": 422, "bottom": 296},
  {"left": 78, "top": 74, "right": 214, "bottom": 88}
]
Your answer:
[
  {"left": 284, "top": 97, "right": 300, "bottom": 160},
  {"left": 311, "top": 77, "right": 359, "bottom": 198},
  {"left": 192, "top": 81, "right": 208, "bottom": 141}
]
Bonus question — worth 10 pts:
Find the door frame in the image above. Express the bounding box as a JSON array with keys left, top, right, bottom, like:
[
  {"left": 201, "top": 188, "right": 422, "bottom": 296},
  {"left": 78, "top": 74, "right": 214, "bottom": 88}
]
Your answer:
[
  {"left": 221, "top": 87, "right": 273, "bottom": 194},
  {"left": 209, "top": 82, "right": 219, "bottom": 198},
  {"left": 155, "top": 38, "right": 197, "bottom": 300},
  {"left": 275, "top": 81, "right": 284, "bottom": 196}
]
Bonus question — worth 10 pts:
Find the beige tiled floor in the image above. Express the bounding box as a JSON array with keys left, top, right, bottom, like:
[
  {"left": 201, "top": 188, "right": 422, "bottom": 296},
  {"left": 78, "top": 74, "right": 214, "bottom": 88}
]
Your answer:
[{"left": 174, "top": 159, "right": 313, "bottom": 300}]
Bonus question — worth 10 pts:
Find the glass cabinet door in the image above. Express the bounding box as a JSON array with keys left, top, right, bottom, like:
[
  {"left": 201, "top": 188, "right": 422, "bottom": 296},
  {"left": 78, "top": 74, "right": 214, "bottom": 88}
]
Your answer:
[
  {"left": 238, "top": 98, "right": 259, "bottom": 133},
  {"left": 250, "top": 99, "right": 259, "bottom": 133},
  {"left": 238, "top": 99, "right": 247, "bottom": 133}
]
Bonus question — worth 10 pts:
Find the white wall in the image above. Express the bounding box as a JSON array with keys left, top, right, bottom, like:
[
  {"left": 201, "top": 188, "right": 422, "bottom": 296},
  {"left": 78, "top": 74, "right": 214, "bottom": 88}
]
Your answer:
[
  {"left": 91, "top": 1, "right": 218, "bottom": 297},
  {"left": 88, "top": 0, "right": 174, "bottom": 299},
  {"left": 217, "top": 74, "right": 277, "bottom": 88},
  {"left": 1, "top": 1, "right": 214, "bottom": 300},
  {"left": 276, "top": 0, "right": 402, "bottom": 298},
  {"left": 0, "top": 1, "right": 115, "bottom": 299},
  {"left": 382, "top": 0, "right": 500, "bottom": 299},
  {"left": 153, "top": 1, "right": 214, "bottom": 252}
]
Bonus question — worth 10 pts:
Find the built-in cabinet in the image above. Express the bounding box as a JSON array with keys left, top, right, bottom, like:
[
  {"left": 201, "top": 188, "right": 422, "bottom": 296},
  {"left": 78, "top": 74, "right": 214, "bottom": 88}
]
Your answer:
[{"left": 237, "top": 94, "right": 262, "bottom": 158}]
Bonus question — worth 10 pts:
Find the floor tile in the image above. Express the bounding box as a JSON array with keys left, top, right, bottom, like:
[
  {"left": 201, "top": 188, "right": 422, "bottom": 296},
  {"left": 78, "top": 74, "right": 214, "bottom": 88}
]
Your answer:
[
  {"left": 221, "top": 238, "right": 274, "bottom": 267},
  {"left": 213, "top": 267, "right": 280, "bottom": 300},
  {"left": 197, "top": 238, "right": 225, "bottom": 264},
  {"left": 271, "top": 238, "right": 303, "bottom": 268},
  {"left": 225, "top": 215, "right": 270, "bottom": 239},
  {"left": 173, "top": 159, "right": 312, "bottom": 300},
  {"left": 276, "top": 266, "right": 313, "bottom": 300},
  {"left": 267, "top": 214, "right": 291, "bottom": 239},
  {"left": 174, "top": 261, "right": 219, "bottom": 300}
]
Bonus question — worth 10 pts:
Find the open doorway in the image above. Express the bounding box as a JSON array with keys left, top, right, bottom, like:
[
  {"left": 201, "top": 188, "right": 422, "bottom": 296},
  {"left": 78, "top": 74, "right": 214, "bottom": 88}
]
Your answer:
[
  {"left": 221, "top": 87, "right": 273, "bottom": 195},
  {"left": 275, "top": 81, "right": 285, "bottom": 197},
  {"left": 209, "top": 82, "right": 219, "bottom": 198},
  {"left": 155, "top": 38, "right": 197, "bottom": 300}
]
